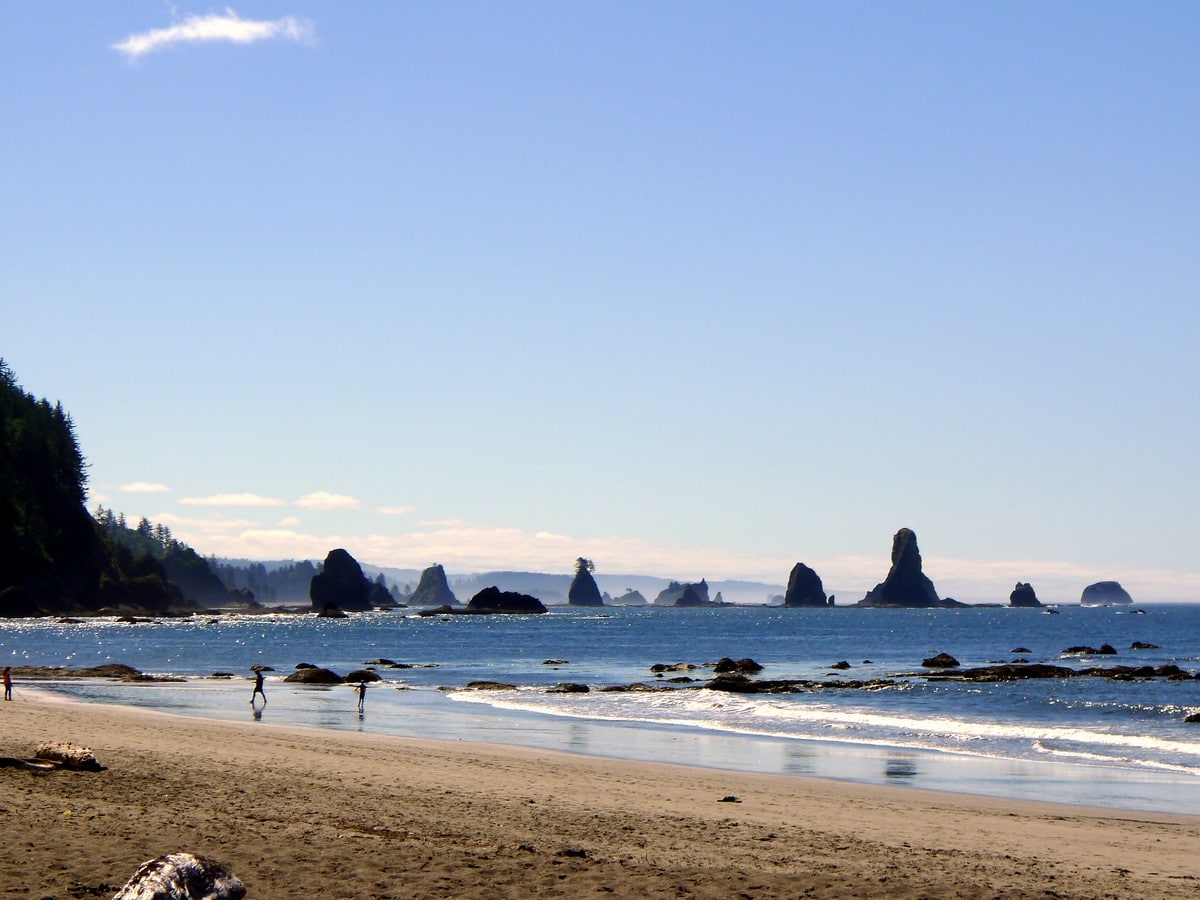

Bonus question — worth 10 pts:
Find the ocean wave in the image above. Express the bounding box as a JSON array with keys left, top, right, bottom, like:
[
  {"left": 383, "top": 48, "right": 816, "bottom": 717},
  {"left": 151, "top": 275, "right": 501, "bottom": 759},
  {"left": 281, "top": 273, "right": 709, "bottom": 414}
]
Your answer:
[{"left": 449, "top": 686, "right": 1200, "bottom": 773}]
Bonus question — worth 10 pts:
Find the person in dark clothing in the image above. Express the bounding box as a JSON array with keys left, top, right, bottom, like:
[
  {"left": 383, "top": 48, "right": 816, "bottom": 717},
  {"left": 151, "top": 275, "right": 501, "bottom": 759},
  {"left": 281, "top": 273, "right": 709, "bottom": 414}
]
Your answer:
[{"left": 251, "top": 669, "right": 267, "bottom": 706}]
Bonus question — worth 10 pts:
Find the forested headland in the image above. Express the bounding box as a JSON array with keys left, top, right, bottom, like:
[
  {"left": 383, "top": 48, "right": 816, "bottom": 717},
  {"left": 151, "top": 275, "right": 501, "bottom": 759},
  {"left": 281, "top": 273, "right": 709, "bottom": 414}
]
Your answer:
[{"left": 0, "top": 359, "right": 202, "bottom": 616}]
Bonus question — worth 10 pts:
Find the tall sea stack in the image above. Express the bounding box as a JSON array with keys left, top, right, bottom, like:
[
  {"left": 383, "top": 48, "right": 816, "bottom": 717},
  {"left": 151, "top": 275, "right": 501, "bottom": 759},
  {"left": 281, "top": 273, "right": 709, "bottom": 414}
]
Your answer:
[
  {"left": 567, "top": 557, "right": 604, "bottom": 607},
  {"left": 408, "top": 563, "right": 459, "bottom": 607},
  {"left": 857, "top": 528, "right": 960, "bottom": 608},
  {"left": 309, "top": 548, "right": 373, "bottom": 612}
]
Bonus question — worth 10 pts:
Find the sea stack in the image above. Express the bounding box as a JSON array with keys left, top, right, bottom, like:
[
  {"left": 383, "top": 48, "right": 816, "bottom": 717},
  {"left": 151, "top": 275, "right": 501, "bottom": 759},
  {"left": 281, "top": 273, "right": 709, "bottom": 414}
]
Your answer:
[
  {"left": 1080, "top": 581, "right": 1134, "bottom": 606},
  {"left": 408, "top": 563, "right": 459, "bottom": 607},
  {"left": 567, "top": 557, "right": 604, "bottom": 607},
  {"left": 309, "top": 548, "right": 373, "bottom": 612},
  {"left": 857, "top": 528, "right": 960, "bottom": 608},
  {"left": 654, "top": 579, "right": 713, "bottom": 607},
  {"left": 783, "top": 562, "right": 830, "bottom": 607},
  {"left": 1009, "top": 582, "right": 1043, "bottom": 607}
]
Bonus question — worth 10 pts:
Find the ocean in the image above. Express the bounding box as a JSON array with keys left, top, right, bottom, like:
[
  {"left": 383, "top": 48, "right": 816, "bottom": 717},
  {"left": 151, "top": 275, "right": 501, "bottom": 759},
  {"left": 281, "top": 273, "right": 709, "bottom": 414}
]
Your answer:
[{"left": 4, "top": 603, "right": 1200, "bottom": 815}]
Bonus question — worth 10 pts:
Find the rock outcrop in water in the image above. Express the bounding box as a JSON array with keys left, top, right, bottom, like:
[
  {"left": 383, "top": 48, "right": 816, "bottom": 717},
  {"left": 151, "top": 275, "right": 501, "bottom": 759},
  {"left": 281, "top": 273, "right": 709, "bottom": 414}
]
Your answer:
[
  {"left": 467, "top": 586, "right": 547, "bottom": 614},
  {"left": 408, "top": 563, "right": 459, "bottom": 608},
  {"left": 419, "top": 586, "right": 548, "bottom": 615},
  {"left": 857, "top": 528, "right": 961, "bottom": 608},
  {"left": 309, "top": 549, "right": 372, "bottom": 613},
  {"left": 609, "top": 588, "right": 647, "bottom": 606},
  {"left": 654, "top": 579, "right": 720, "bottom": 607},
  {"left": 783, "top": 563, "right": 830, "bottom": 607},
  {"left": 1009, "top": 582, "right": 1043, "bottom": 607},
  {"left": 567, "top": 557, "right": 604, "bottom": 607},
  {"left": 1080, "top": 581, "right": 1134, "bottom": 606}
]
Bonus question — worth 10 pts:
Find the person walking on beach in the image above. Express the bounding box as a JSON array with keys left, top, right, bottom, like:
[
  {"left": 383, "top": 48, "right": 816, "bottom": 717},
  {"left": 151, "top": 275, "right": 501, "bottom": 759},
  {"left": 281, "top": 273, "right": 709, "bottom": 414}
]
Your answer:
[
  {"left": 251, "top": 668, "right": 266, "bottom": 706},
  {"left": 2, "top": 666, "right": 11, "bottom": 701},
  {"left": 355, "top": 681, "right": 367, "bottom": 712}
]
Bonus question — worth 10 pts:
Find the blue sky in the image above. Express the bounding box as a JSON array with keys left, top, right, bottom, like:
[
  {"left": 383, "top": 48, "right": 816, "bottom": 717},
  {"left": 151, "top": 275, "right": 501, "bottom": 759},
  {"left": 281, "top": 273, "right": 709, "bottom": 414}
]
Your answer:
[{"left": 3, "top": 3, "right": 1198, "bottom": 602}]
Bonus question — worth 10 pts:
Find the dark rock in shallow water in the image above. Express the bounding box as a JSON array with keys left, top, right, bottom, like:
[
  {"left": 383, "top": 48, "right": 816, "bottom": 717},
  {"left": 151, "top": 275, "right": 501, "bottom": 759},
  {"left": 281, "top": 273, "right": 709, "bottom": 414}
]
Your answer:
[
  {"left": 599, "top": 682, "right": 676, "bottom": 693},
  {"left": 857, "top": 528, "right": 960, "bottom": 608},
  {"left": 1009, "top": 582, "right": 1043, "bottom": 607},
  {"left": 464, "top": 680, "right": 517, "bottom": 690},
  {"left": 1185, "top": 713, "right": 1200, "bottom": 724},
  {"left": 783, "top": 562, "right": 829, "bottom": 607},
  {"left": 923, "top": 662, "right": 1196, "bottom": 682},
  {"left": 112, "top": 852, "right": 245, "bottom": 900},
  {"left": 1062, "top": 645, "right": 1117, "bottom": 656},
  {"left": 316, "top": 603, "right": 347, "bottom": 618},
  {"left": 829, "top": 660, "right": 852, "bottom": 670},
  {"left": 1131, "top": 641, "right": 1161, "bottom": 650},
  {"left": 1080, "top": 581, "right": 1133, "bottom": 606},
  {"left": 283, "top": 667, "right": 343, "bottom": 684},
  {"left": 650, "top": 662, "right": 697, "bottom": 673},
  {"left": 408, "top": 563, "right": 459, "bottom": 608},
  {"left": 922, "top": 653, "right": 960, "bottom": 669},
  {"left": 309, "top": 548, "right": 373, "bottom": 612},
  {"left": 926, "top": 663, "right": 1079, "bottom": 681},
  {"left": 546, "top": 682, "right": 590, "bottom": 693},
  {"left": 713, "top": 657, "right": 763, "bottom": 675},
  {"left": 345, "top": 669, "right": 382, "bottom": 683}
]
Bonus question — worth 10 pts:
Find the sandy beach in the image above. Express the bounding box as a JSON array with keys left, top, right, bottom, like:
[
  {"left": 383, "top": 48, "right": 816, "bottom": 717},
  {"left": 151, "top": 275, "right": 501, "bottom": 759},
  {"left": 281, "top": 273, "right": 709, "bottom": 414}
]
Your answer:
[{"left": 1, "top": 696, "right": 1198, "bottom": 899}]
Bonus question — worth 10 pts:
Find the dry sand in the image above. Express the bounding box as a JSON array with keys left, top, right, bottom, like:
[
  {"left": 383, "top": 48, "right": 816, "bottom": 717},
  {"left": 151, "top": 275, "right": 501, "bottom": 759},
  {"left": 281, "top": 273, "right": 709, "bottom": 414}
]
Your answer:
[{"left": 1, "top": 695, "right": 1198, "bottom": 899}]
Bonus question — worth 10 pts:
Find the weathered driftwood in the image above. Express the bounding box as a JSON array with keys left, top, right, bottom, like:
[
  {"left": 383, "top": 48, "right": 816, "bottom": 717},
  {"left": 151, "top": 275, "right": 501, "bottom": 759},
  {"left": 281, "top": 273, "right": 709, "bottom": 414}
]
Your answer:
[
  {"left": 112, "top": 852, "right": 245, "bottom": 900},
  {"left": 33, "top": 741, "right": 103, "bottom": 771}
]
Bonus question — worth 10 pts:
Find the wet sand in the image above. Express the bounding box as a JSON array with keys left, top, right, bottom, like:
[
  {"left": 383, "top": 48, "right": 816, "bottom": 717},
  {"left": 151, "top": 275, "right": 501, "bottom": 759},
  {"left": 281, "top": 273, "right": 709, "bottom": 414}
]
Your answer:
[{"left": 1, "top": 695, "right": 1198, "bottom": 898}]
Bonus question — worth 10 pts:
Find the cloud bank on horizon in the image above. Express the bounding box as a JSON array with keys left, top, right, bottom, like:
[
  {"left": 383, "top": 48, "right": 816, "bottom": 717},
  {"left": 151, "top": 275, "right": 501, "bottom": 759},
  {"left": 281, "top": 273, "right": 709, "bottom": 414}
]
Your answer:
[
  {"left": 112, "top": 9, "right": 315, "bottom": 60},
  {"left": 135, "top": 501, "right": 1200, "bottom": 605}
]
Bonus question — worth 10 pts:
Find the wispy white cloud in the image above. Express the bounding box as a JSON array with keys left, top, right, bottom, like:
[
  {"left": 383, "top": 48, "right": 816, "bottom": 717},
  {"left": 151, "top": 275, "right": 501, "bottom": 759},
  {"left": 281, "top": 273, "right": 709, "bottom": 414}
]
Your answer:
[
  {"left": 154, "top": 512, "right": 263, "bottom": 533},
  {"left": 112, "top": 9, "right": 315, "bottom": 60},
  {"left": 296, "top": 491, "right": 360, "bottom": 511},
  {"left": 377, "top": 505, "right": 415, "bottom": 516},
  {"left": 119, "top": 481, "right": 171, "bottom": 493},
  {"left": 278, "top": 516, "right": 301, "bottom": 527},
  {"left": 179, "top": 492, "right": 286, "bottom": 507}
]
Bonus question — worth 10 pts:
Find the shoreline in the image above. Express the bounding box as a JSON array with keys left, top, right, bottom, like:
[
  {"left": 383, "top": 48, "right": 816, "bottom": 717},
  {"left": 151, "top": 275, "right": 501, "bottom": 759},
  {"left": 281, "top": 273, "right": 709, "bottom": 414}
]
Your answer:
[
  {"left": 3, "top": 693, "right": 1200, "bottom": 897},
  {"left": 25, "top": 676, "right": 1200, "bottom": 817}
]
